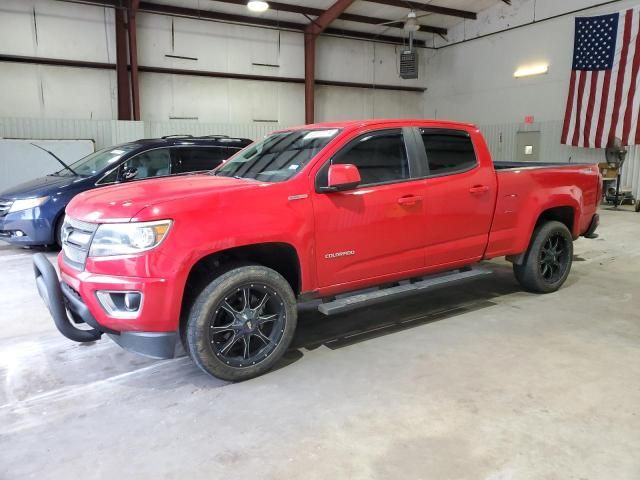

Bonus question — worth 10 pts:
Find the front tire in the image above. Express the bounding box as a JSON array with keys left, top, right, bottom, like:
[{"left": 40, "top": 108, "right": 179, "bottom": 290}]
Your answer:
[
  {"left": 513, "top": 221, "right": 574, "bottom": 293},
  {"left": 185, "top": 265, "right": 297, "bottom": 381},
  {"left": 55, "top": 214, "right": 65, "bottom": 249}
]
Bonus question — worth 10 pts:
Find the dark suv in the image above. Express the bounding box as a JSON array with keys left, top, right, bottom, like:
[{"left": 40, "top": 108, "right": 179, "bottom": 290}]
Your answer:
[{"left": 0, "top": 135, "right": 253, "bottom": 247}]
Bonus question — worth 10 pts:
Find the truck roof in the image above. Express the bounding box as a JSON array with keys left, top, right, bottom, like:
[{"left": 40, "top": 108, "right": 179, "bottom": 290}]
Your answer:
[{"left": 280, "top": 118, "right": 478, "bottom": 132}]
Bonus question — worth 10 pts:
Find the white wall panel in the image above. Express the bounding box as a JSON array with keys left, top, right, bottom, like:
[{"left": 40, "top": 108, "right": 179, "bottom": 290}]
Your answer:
[
  {"left": 0, "top": 1, "right": 37, "bottom": 57},
  {"left": 0, "top": 63, "right": 116, "bottom": 120},
  {"left": 139, "top": 72, "right": 305, "bottom": 126},
  {"left": 0, "top": 64, "right": 43, "bottom": 118},
  {"left": 316, "top": 36, "right": 425, "bottom": 89},
  {"left": 480, "top": 121, "right": 604, "bottom": 164},
  {"left": 316, "top": 86, "right": 424, "bottom": 122},
  {"left": 0, "top": 117, "right": 144, "bottom": 150},
  {"left": 0, "top": 139, "right": 95, "bottom": 191},
  {"left": 0, "top": 0, "right": 114, "bottom": 61}
]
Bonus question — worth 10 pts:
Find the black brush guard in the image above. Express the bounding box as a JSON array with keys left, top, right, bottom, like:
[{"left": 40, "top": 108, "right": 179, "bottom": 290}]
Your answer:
[{"left": 33, "top": 253, "right": 103, "bottom": 342}]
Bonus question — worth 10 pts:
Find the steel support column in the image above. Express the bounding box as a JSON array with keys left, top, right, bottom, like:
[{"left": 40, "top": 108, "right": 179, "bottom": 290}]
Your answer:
[
  {"left": 128, "top": 0, "right": 141, "bottom": 120},
  {"left": 304, "top": 32, "right": 316, "bottom": 125},
  {"left": 115, "top": 7, "right": 131, "bottom": 120},
  {"left": 304, "top": 0, "right": 355, "bottom": 124}
]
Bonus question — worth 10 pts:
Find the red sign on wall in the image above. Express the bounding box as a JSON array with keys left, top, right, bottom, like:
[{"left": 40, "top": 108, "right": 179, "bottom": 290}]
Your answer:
[{"left": 524, "top": 115, "right": 535, "bottom": 124}]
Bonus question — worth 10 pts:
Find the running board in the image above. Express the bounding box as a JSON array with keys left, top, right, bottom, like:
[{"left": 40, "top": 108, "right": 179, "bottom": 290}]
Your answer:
[{"left": 318, "top": 267, "right": 493, "bottom": 316}]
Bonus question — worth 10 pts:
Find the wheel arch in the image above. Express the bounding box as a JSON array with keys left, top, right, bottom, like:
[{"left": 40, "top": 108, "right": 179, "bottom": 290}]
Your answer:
[
  {"left": 179, "top": 242, "right": 302, "bottom": 326},
  {"left": 535, "top": 205, "right": 577, "bottom": 235},
  {"left": 51, "top": 206, "right": 68, "bottom": 245}
]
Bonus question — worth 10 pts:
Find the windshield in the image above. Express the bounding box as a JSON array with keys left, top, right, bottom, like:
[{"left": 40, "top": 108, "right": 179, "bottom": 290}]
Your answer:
[
  {"left": 53, "top": 144, "right": 139, "bottom": 177},
  {"left": 214, "top": 128, "right": 341, "bottom": 182}
]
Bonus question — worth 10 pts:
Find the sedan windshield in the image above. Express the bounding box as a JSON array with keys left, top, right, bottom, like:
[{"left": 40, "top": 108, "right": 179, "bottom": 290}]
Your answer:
[
  {"left": 215, "top": 128, "right": 340, "bottom": 182},
  {"left": 53, "top": 144, "right": 139, "bottom": 177}
]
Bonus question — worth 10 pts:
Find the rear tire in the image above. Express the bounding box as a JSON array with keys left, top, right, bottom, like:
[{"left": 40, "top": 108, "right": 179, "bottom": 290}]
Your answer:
[
  {"left": 185, "top": 265, "right": 297, "bottom": 381},
  {"left": 513, "top": 221, "right": 573, "bottom": 293}
]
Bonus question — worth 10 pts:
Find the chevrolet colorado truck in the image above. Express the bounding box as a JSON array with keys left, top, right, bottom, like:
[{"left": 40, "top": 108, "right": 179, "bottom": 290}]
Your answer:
[{"left": 33, "top": 119, "right": 601, "bottom": 381}]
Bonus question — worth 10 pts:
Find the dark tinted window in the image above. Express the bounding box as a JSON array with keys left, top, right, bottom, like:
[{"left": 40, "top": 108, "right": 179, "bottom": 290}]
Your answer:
[
  {"left": 332, "top": 129, "right": 409, "bottom": 186},
  {"left": 173, "top": 147, "right": 231, "bottom": 174},
  {"left": 420, "top": 130, "right": 477, "bottom": 175}
]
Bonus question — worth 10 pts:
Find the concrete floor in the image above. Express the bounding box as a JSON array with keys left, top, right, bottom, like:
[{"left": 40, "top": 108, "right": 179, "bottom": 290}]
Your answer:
[{"left": 1, "top": 208, "right": 639, "bottom": 479}]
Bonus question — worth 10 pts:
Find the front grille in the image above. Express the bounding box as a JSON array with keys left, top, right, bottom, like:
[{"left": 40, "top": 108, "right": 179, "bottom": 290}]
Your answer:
[
  {"left": 62, "top": 216, "right": 98, "bottom": 270},
  {"left": 0, "top": 199, "right": 13, "bottom": 217}
]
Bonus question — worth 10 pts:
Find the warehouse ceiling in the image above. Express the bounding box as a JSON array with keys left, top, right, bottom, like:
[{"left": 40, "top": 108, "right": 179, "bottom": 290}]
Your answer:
[{"left": 145, "top": 0, "right": 505, "bottom": 43}]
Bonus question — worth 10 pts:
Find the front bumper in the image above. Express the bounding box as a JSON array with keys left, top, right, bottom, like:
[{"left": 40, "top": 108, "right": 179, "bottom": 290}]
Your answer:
[
  {"left": 33, "top": 253, "right": 178, "bottom": 359},
  {"left": 0, "top": 211, "right": 55, "bottom": 245}
]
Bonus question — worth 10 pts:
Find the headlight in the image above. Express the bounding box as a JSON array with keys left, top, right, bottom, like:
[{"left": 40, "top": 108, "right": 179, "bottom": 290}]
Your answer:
[
  {"left": 89, "top": 220, "right": 172, "bottom": 257},
  {"left": 8, "top": 196, "right": 49, "bottom": 213}
]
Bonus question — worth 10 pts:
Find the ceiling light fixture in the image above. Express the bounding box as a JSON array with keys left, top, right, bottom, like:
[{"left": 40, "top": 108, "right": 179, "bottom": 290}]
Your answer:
[
  {"left": 247, "top": 1, "right": 269, "bottom": 12},
  {"left": 514, "top": 64, "right": 549, "bottom": 78}
]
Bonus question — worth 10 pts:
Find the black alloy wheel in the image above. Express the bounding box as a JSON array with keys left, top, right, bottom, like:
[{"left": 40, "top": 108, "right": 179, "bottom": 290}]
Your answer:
[
  {"left": 208, "top": 284, "right": 286, "bottom": 368},
  {"left": 513, "top": 220, "right": 574, "bottom": 293},
  {"left": 185, "top": 265, "right": 297, "bottom": 381},
  {"left": 538, "top": 233, "right": 570, "bottom": 283}
]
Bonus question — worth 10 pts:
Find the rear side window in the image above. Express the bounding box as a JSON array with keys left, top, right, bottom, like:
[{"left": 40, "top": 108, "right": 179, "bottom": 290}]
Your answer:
[
  {"left": 173, "top": 147, "right": 231, "bottom": 174},
  {"left": 331, "top": 129, "right": 410, "bottom": 186},
  {"left": 419, "top": 130, "right": 477, "bottom": 176}
]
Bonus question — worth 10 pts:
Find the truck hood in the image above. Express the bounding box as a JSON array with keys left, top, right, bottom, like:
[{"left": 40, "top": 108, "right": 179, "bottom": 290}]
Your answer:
[
  {"left": 0, "top": 174, "right": 87, "bottom": 199},
  {"left": 67, "top": 174, "right": 259, "bottom": 223}
]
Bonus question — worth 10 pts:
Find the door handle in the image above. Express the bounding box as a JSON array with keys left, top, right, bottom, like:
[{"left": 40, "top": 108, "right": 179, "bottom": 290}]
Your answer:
[
  {"left": 397, "top": 195, "right": 423, "bottom": 206},
  {"left": 469, "top": 185, "right": 490, "bottom": 194}
]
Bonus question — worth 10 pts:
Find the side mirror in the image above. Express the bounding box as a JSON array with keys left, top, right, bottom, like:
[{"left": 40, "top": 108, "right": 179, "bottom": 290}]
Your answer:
[
  {"left": 122, "top": 167, "right": 138, "bottom": 181},
  {"left": 324, "top": 164, "right": 361, "bottom": 192}
]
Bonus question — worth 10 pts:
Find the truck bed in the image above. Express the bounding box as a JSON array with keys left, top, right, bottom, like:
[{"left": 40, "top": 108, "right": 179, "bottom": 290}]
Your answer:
[{"left": 485, "top": 160, "right": 601, "bottom": 260}]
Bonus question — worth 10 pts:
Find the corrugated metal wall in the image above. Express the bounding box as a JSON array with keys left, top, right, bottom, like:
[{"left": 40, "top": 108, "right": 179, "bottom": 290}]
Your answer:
[
  {"left": 479, "top": 120, "right": 640, "bottom": 198},
  {"left": 0, "top": 118, "right": 281, "bottom": 150},
  {"left": 1, "top": 117, "right": 638, "bottom": 198},
  {"left": 622, "top": 147, "right": 640, "bottom": 198}
]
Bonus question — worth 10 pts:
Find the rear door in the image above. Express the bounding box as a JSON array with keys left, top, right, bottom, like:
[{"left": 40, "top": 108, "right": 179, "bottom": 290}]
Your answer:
[
  {"left": 312, "top": 128, "right": 428, "bottom": 288},
  {"left": 417, "top": 128, "right": 497, "bottom": 268}
]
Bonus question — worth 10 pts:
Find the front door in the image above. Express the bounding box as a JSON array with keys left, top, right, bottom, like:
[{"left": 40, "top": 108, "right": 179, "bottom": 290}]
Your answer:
[{"left": 312, "top": 128, "right": 427, "bottom": 288}]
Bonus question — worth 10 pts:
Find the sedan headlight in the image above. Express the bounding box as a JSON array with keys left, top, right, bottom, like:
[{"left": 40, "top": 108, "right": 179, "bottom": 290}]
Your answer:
[
  {"left": 8, "top": 196, "right": 49, "bottom": 213},
  {"left": 89, "top": 220, "right": 172, "bottom": 257}
]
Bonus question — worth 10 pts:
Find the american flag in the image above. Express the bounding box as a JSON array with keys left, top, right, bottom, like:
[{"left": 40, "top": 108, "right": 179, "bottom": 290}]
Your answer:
[{"left": 562, "top": 8, "right": 640, "bottom": 148}]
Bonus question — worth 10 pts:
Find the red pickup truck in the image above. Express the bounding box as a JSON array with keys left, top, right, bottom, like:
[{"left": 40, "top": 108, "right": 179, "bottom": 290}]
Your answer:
[{"left": 34, "top": 119, "right": 601, "bottom": 381}]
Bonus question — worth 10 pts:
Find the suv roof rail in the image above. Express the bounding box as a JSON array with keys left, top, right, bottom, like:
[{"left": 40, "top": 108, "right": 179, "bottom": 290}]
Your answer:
[
  {"left": 198, "top": 135, "right": 230, "bottom": 139},
  {"left": 161, "top": 134, "right": 194, "bottom": 139}
]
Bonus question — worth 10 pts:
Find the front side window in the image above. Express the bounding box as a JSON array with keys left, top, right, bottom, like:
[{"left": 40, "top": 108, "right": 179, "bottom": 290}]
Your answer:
[
  {"left": 420, "top": 130, "right": 477, "bottom": 176},
  {"left": 53, "top": 144, "right": 139, "bottom": 177},
  {"left": 318, "top": 129, "right": 410, "bottom": 187},
  {"left": 97, "top": 166, "right": 120, "bottom": 185},
  {"left": 215, "top": 129, "right": 340, "bottom": 183},
  {"left": 124, "top": 148, "right": 172, "bottom": 179},
  {"left": 173, "top": 147, "right": 231, "bottom": 174}
]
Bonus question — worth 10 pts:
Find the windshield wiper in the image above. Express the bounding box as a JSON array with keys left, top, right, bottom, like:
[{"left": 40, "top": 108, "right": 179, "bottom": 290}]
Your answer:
[{"left": 31, "top": 143, "right": 78, "bottom": 176}]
